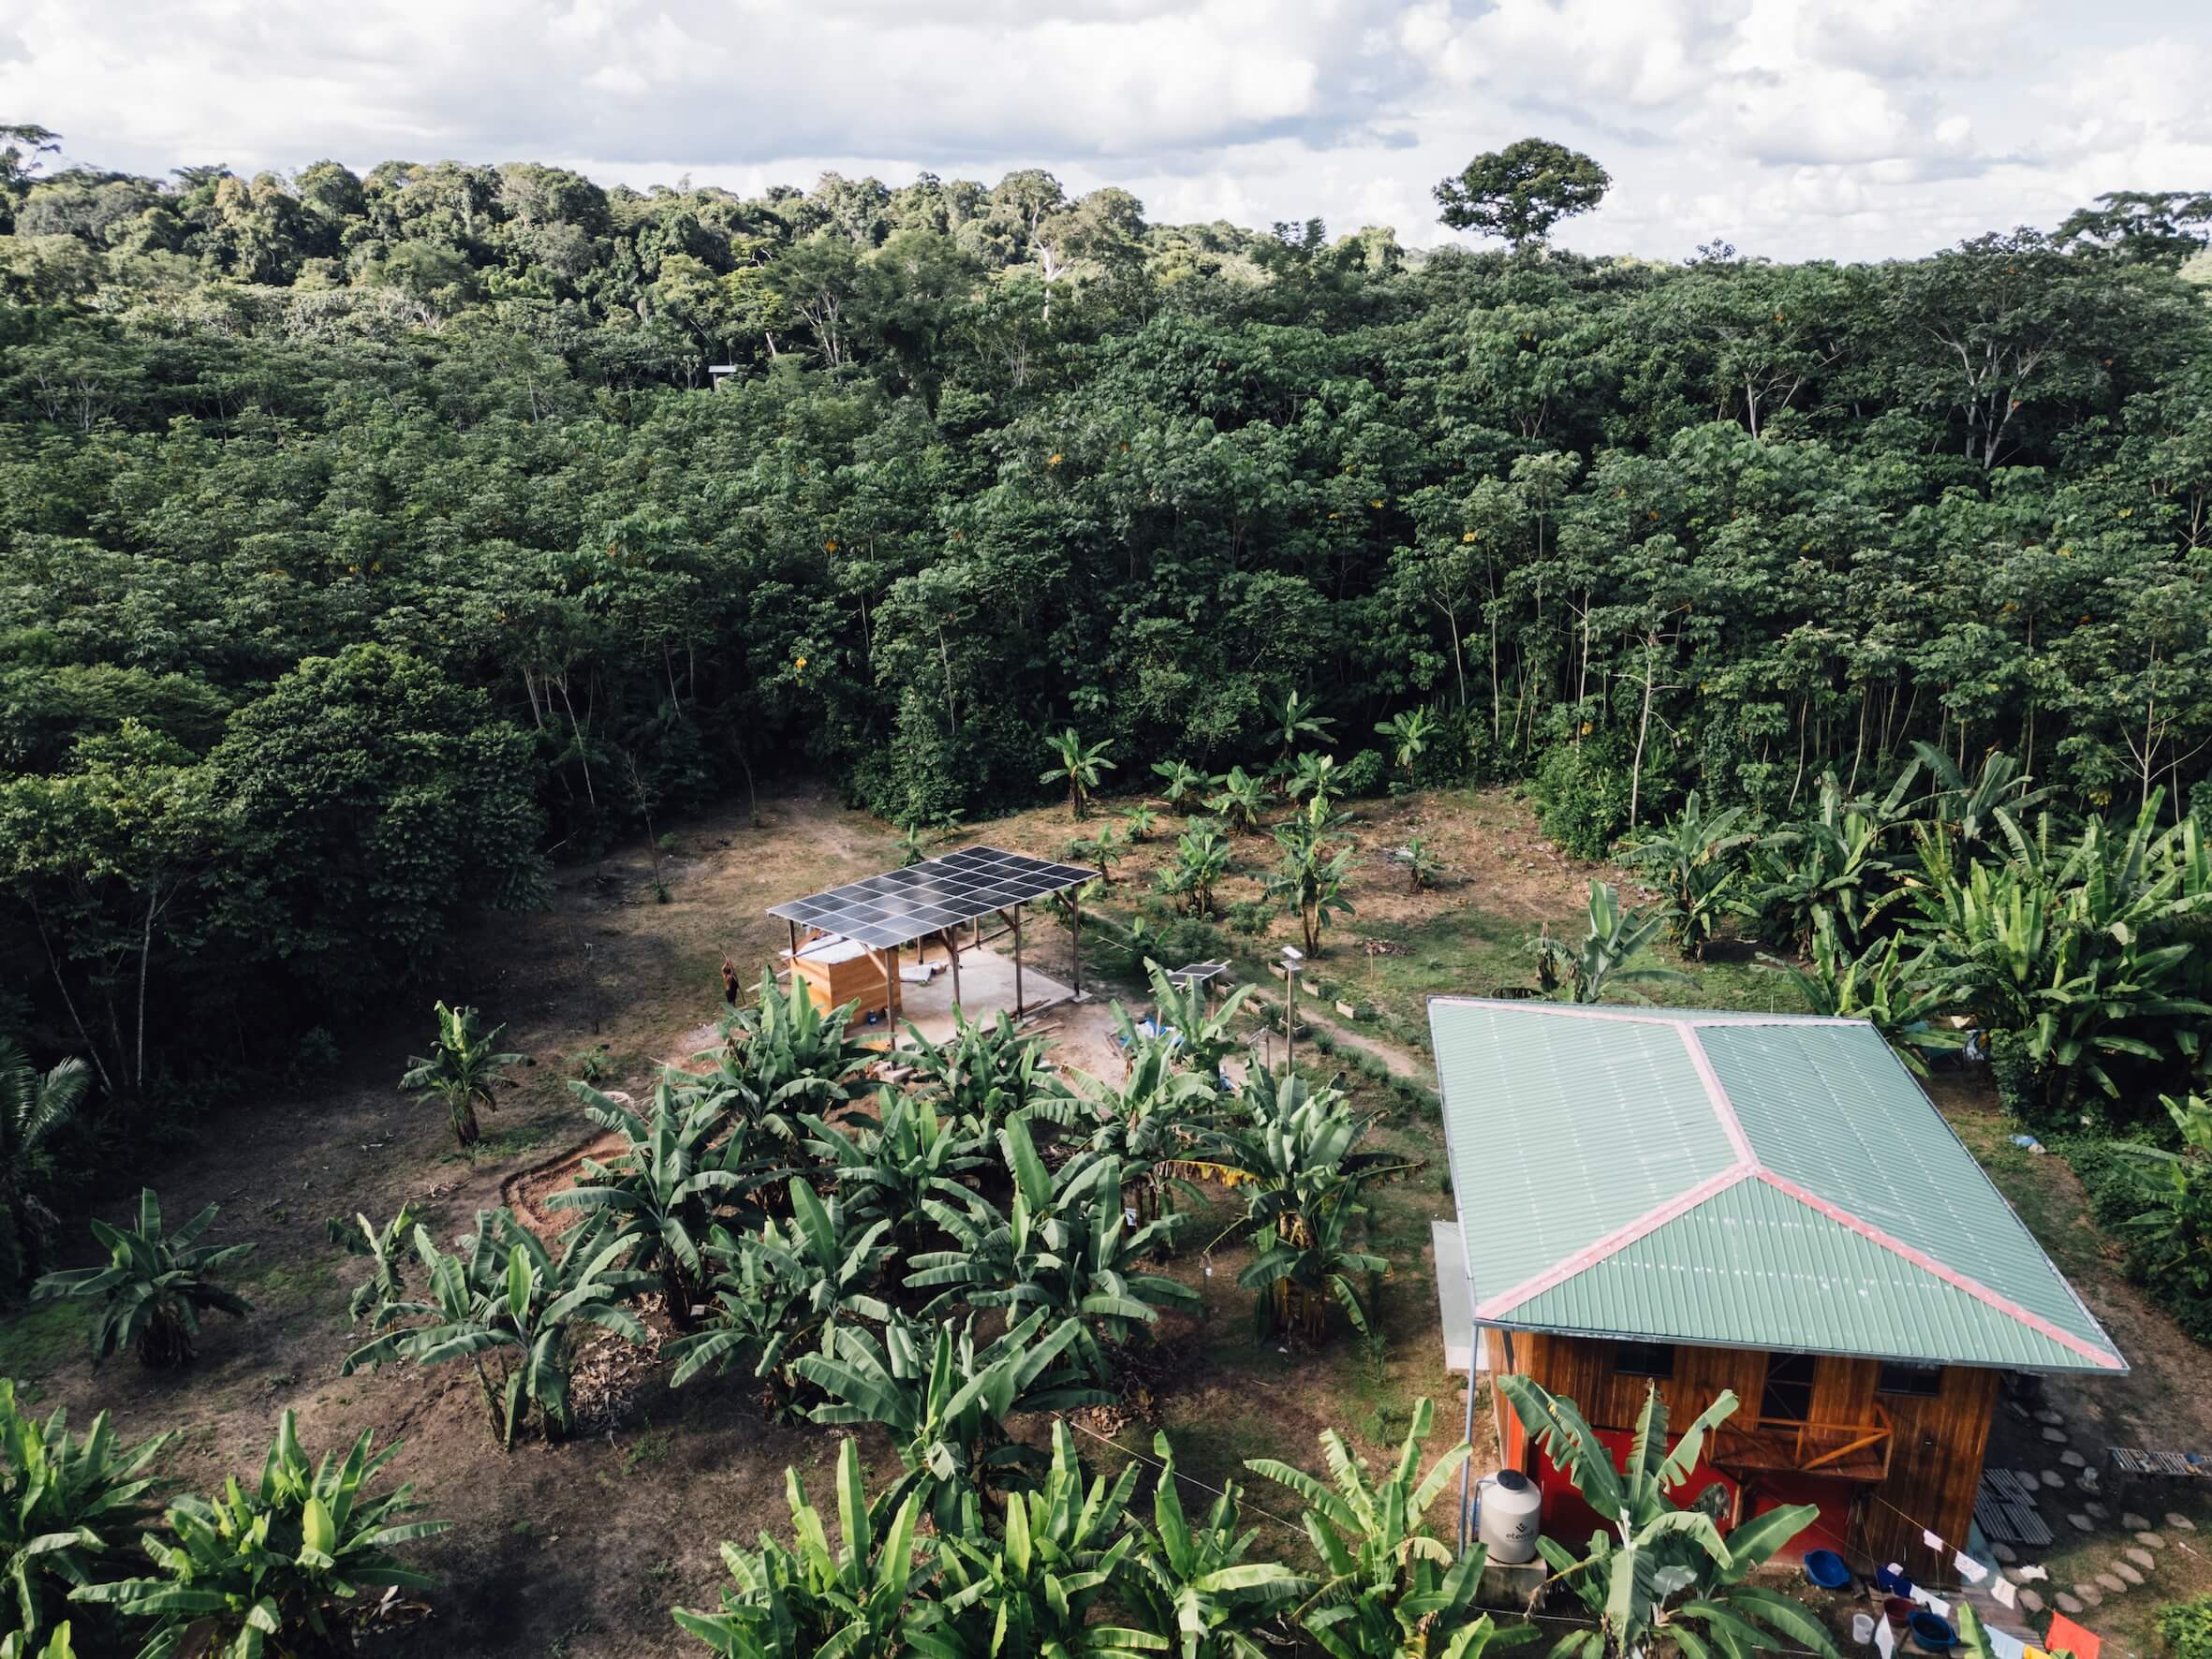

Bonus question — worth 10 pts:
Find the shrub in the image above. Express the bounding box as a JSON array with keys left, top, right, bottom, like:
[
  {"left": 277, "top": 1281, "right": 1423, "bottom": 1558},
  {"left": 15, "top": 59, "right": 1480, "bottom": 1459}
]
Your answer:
[
  {"left": 1336, "top": 748, "right": 1387, "bottom": 797},
  {"left": 1224, "top": 900, "right": 1275, "bottom": 937},
  {"left": 1987, "top": 1028, "right": 2046, "bottom": 1123},
  {"left": 1532, "top": 739, "right": 1633, "bottom": 859},
  {"left": 2159, "top": 1594, "right": 2212, "bottom": 1659}
]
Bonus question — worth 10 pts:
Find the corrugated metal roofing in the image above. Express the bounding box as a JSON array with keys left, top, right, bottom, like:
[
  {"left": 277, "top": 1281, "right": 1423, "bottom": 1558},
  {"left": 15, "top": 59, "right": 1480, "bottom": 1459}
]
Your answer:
[{"left": 1429, "top": 999, "right": 2125, "bottom": 1373}]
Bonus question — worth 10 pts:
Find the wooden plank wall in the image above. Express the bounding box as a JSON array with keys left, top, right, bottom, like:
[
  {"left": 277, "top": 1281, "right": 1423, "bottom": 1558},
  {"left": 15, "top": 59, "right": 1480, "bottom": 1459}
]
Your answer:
[{"left": 1493, "top": 1333, "right": 1998, "bottom": 1564}]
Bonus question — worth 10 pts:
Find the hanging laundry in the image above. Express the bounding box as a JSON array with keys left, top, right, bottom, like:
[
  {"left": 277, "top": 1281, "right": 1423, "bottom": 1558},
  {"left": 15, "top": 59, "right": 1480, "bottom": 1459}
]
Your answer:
[
  {"left": 1876, "top": 1616, "right": 1898, "bottom": 1658},
  {"left": 1924, "top": 1529, "right": 1946, "bottom": 1551},
  {"left": 1988, "top": 1630, "right": 2028, "bottom": 1659},
  {"left": 1955, "top": 1550, "right": 1989, "bottom": 1584},
  {"left": 1993, "top": 1577, "right": 2018, "bottom": 1608}
]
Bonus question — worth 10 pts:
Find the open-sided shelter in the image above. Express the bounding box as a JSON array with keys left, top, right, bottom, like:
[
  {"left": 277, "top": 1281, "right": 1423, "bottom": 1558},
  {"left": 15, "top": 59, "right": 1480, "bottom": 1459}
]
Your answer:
[
  {"left": 768, "top": 844, "right": 1095, "bottom": 1028},
  {"left": 1429, "top": 997, "right": 2125, "bottom": 1565}
]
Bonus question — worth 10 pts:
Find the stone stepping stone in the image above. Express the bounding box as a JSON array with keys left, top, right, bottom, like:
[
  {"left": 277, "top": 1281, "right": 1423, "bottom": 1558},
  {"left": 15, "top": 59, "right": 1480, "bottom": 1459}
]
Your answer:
[
  {"left": 2116, "top": 1562, "right": 2146, "bottom": 1587},
  {"left": 2073, "top": 1583, "right": 2103, "bottom": 1608},
  {"left": 2086, "top": 1501, "right": 2111, "bottom": 1520},
  {"left": 2005, "top": 1566, "right": 2035, "bottom": 1584},
  {"left": 2121, "top": 1512, "right": 2152, "bottom": 1531},
  {"left": 2035, "top": 1408, "right": 2066, "bottom": 1426},
  {"left": 2097, "top": 1572, "right": 2128, "bottom": 1593},
  {"left": 2170, "top": 1513, "right": 2197, "bottom": 1531},
  {"left": 1992, "top": 1541, "right": 2019, "bottom": 1564},
  {"left": 2041, "top": 1426, "right": 2070, "bottom": 1443},
  {"left": 2042, "top": 1468, "right": 2068, "bottom": 1487},
  {"left": 2125, "top": 1547, "right": 2156, "bottom": 1570},
  {"left": 2019, "top": 1590, "right": 2044, "bottom": 1614},
  {"left": 2057, "top": 1593, "right": 2084, "bottom": 1614},
  {"left": 2137, "top": 1532, "right": 2166, "bottom": 1549},
  {"left": 2058, "top": 1449, "right": 2087, "bottom": 1468},
  {"left": 2068, "top": 1513, "right": 2096, "bottom": 1532}
]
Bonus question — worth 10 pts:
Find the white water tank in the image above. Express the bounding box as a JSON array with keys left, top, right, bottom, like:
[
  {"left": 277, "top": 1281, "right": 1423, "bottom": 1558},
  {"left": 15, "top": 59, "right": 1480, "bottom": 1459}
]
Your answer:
[{"left": 1477, "top": 1469, "right": 1542, "bottom": 1564}]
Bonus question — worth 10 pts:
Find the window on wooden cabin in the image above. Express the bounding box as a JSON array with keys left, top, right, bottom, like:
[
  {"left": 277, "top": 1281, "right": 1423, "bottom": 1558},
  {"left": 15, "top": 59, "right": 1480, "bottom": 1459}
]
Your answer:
[
  {"left": 1877, "top": 1362, "right": 1943, "bottom": 1398},
  {"left": 1613, "top": 1341, "right": 1674, "bottom": 1379},
  {"left": 1762, "top": 1351, "right": 1816, "bottom": 1421}
]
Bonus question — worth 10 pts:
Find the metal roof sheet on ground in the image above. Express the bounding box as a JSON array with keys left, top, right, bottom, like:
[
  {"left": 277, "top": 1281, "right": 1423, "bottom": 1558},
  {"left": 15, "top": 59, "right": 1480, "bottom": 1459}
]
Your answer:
[
  {"left": 768, "top": 845, "right": 1097, "bottom": 949},
  {"left": 1427, "top": 998, "right": 2125, "bottom": 1374}
]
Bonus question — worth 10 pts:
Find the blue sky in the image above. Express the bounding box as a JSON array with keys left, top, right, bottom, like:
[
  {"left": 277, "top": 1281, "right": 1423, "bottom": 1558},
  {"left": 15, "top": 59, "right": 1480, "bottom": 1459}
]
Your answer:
[{"left": 8, "top": 0, "right": 2211, "bottom": 260}]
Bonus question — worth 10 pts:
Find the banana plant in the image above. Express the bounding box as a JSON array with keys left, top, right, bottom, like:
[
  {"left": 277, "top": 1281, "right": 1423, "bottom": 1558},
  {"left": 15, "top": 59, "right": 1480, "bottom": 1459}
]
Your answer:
[
  {"left": 1205, "top": 768, "right": 1270, "bottom": 836},
  {"left": 34, "top": 1189, "right": 254, "bottom": 1370},
  {"left": 2111, "top": 1093, "right": 2212, "bottom": 1302},
  {"left": 1041, "top": 728, "right": 1116, "bottom": 820},
  {"left": 804, "top": 1091, "right": 987, "bottom": 1246},
  {"left": 1497, "top": 1377, "right": 1837, "bottom": 1659},
  {"left": 1284, "top": 752, "right": 1342, "bottom": 807},
  {"left": 1151, "top": 759, "right": 1207, "bottom": 815},
  {"left": 1273, "top": 688, "right": 1336, "bottom": 756},
  {"left": 1158, "top": 827, "right": 1232, "bottom": 919},
  {"left": 1905, "top": 742, "right": 2050, "bottom": 880},
  {"left": 325, "top": 1204, "right": 419, "bottom": 1324},
  {"left": 901, "top": 1007, "right": 1072, "bottom": 1141},
  {"left": 75, "top": 1411, "right": 449, "bottom": 1659},
  {"left": 398, "top": 1001, "right": 522, "bottom": 1151},
  {"left": 797, "top": 1313, "right": 1110, "bottom": 1530},
  {"left": 1529, "top": 881, "right": 1695, "bottom": 1005},
  {"left": 0, "top": 1037, "right": 91, "bottom": 1285},
  {"left": 907, "top": 1421, "right": 1154, "bottom": 1658},
  {"left": 717, "top": 970, "right": 875, "bottom": 1132},
  {"left": 1620, "top": 791, "right": 1757, "bottom": 960},
  {"left": 1404, "top": 834, "right": 1444, "bottom": 892},
  {"left": 1758, "top": 910, "right": 1961, "bottom": 1076},
  {"left": 1375, "top": 706, "right": 1437, "bottom": 784},
  {"left": 341, "top": 1208, "right": 652, "bottom": 1448},
  {"left": 1082, "top": 1023, "right": 1223, "bottom": 1223},
  {"left": 907, "top": 1119, "right": 1196, "bottom": 1379},
  {"left": 1747, "top": 769, "right": 1918, "bottom": 953},
  {"left": 1135, "top": 959, "right": 1256, "bottom": 1080},
  {"left": 1246, "top": 1398, "right": 1508, "bottom": 1659},
  {"left": 1238, "top": 1197, "right": 1387, "bottom": 1346},
  {"left": 1, "top": 1622, "right": 76, "bottom": 1659},
  {"left": 0, "top": 1379, "right": 171, "bottom": 1651},
  {"left": 672, "top": 1436, "right": 931, "bottom": 1659},
  {"left": 666, "top": 1181, "right": 894, "bottom": 1405},
  {"left": 1266, "top": 797, "right": 1359, "bottom": 956},
  {"left": 547, "top": 1085, "right": 758, "bottom": 1323},
  {"left": 1125, "top": 1429, "right": 1308, "bottom": 1658}
]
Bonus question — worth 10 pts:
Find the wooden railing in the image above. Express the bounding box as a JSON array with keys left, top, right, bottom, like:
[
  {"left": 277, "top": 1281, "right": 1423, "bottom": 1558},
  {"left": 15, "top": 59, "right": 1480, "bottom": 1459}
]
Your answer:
[{"left": 1710, "top": 1402, "right": 1895, "bottom": 1480}]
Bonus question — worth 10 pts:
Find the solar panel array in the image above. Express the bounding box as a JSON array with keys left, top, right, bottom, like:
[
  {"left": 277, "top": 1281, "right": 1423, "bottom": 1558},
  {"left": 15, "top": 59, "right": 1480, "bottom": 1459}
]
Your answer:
[{"left": 768, "top": 845, "right": 1098, "bottom": 949}]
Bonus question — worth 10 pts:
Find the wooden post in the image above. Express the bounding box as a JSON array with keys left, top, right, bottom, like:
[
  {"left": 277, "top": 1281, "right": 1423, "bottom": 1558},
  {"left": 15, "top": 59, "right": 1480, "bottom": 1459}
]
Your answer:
[
  {"left": 1071, "top": 889, "right": 1082, "bottom": 998},
  {"left": 788, "top": 919, "right": 800, "bottom": 974},
  {"left": 1012, "top": 904, "right": 1025, "bottom": 1016},
  {"left": 880, "top": 946, "right": 896, "bottom": 1036},
  {"left": 948, "top": 926, "right": 963, "bottom": 1014}
]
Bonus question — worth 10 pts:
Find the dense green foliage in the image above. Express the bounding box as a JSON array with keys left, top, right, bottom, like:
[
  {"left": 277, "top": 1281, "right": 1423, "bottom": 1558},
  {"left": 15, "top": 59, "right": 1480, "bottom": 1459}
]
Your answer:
[{"left": 7, "top": 134, "right": 2212, "bottom": 1112}]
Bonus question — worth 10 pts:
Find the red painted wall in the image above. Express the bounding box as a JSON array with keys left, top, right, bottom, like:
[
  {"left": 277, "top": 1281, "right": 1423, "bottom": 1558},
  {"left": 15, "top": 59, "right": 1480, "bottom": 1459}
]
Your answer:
[{"left": 1525, "top": 1426, "right": 1851, "bottom": 1562}]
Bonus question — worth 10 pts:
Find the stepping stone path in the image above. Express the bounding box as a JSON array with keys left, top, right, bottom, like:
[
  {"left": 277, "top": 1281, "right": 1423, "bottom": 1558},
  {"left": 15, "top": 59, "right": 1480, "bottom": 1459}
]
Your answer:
[
  {"left": 2057, "top": 1593, "right": 2084, "bottom": 1614},
  {"left": 2137, "top": 1532, "right": 2166, "bottom": 1549},
  {"left": 2126, "top": 1547, "right": 2156, "bottom": 1570},
  {"left": 2068, "top": 1513, "right": 2096, "bottom": 1532},
  {"left": 2019, "top": 1590, "right": 2045, "bottom": 1614},
  {"left": 2086, "top": 1501, "right": 2111, "bottom": 1520},
  {"left": 2122, "top": 1512, "right": 2152, "bottom": 1531},
  {"left": 2042, "top": 1468, "right": 2068, "bottom": 1487},
  {"left": 2097, "top": 1572, "right": 2128, "bottom": 1594},
  {"left": 2036, "top": 1408, "right": 2066, "bottom": 1426},
  {"left": 2117, "top": 1562, "right": 2146, "bottom": 1587},
  {"left": 2041, "top": 1426, "right": 2070, "bottom": 1443},
  {"left": 2058, "top": 1449, "right": 2087, "bottom": 1468},
  {"left": 1992, "top": 1541, "right": 2019, "bottom": 1564},
  {"left": 2073, "top": 1582, "right": 2103, "bottom": 1608},
  {"left": 2170, "top": 1513, "right": 2197, "bottom": 1531}
]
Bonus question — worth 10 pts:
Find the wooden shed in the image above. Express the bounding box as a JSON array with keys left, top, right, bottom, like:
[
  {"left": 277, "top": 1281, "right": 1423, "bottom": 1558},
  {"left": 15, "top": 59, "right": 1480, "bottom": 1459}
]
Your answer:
[{"left": 1427, "top": 999, "right": 2126, "bottom": 1567}]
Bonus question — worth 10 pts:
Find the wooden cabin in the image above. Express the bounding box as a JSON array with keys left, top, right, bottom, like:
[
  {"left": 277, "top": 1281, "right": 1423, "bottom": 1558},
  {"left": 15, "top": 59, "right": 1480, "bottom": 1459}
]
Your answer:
[{"left": 1428, "top": 1000, "right": 2126, "bottom": 1567}]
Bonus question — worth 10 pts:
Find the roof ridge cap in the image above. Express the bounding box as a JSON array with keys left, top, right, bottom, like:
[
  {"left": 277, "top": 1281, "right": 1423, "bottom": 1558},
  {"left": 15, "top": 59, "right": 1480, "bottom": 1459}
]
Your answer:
[
  {"left": 1475, "top": 1162, "right": 1756, "bottom": 1321},
  {"left": 1749, "top": 1168, "right": 2124, "bottom": 1371}
]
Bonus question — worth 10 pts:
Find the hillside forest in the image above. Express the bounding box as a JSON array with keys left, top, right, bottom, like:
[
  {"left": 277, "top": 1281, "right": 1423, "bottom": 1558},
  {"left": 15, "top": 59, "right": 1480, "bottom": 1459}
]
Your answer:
[{"left": 5, "top": 132, "right": 2212, "bottom": 1141}]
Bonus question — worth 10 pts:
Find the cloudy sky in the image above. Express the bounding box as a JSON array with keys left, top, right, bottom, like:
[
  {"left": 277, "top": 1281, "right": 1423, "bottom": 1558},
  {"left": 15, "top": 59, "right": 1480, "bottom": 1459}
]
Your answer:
[{"left": 7, "top": 0, "right": 2211, "bottom": 261}]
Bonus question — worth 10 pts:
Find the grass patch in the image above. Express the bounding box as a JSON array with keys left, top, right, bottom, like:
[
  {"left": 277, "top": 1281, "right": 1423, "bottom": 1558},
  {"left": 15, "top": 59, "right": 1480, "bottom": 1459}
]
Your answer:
[{"left": 0, "top": 1299, "right": 89, "bottom": 1382}]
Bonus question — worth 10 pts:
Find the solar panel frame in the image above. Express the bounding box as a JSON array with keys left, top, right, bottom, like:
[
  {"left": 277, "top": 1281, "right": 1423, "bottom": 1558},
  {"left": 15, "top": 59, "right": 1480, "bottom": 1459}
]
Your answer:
[{"left": 767, "top": 844, "right": 1097, "bottom": 948}]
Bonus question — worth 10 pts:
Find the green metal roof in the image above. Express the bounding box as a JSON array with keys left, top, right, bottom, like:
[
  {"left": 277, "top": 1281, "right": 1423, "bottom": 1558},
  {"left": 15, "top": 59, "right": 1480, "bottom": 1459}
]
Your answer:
[{"left": 1428, "top": 999, "right": 2125, "bottom": 1373}]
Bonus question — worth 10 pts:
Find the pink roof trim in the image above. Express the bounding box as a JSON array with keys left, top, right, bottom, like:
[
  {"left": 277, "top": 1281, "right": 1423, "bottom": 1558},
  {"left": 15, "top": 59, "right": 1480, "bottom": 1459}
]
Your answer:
[
  {"left": 1676, "top": 1020, "right": 1755, "bottom": 1166},
  {"left": 1477, "top": 1161, "right": 1755, "bottom": 1320},
  {"left": 1751, "top": 1168, "right": 2124, "bottom": 1370}
]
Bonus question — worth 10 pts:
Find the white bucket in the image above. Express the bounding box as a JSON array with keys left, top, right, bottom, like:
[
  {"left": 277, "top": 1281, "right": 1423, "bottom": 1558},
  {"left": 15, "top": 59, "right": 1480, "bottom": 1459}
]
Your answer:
[{"left": 1852, "top": 1615, "right": 1877, "bottom": 1645}]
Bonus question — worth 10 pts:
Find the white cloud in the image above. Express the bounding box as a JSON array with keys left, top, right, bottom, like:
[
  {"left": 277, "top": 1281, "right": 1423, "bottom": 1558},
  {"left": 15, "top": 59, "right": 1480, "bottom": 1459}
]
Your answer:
[{"left": 6, "top": 0, "right": 2210, "bottom": 260}]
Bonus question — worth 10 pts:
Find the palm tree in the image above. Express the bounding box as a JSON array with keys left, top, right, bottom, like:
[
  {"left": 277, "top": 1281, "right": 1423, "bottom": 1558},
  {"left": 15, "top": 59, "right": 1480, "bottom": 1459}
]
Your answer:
[
  {"left": 1273, "top": 688, "right": 1335, "bottom": 756},
  {"left": 398, "top": 1003, "right": 523, "bottom": 1151},
  {"left": 0, "top": 1040, "right": 90, "bottom": 1284},
  {"left": 1530, "top": 881, "right": 1695, "bottom": 1004},
  {"left": 1040, "top": 728, "right": 1115, "bottom": 819},
  {"left": 1497, "top": 1376, "right": 1838, "bottom": 1659},
  {"left": 1374, "top": 706, "right": 1437, "bottom": 784},
  {"left": 1619, "top": 791, "right": 1756, "bottom": 960}
]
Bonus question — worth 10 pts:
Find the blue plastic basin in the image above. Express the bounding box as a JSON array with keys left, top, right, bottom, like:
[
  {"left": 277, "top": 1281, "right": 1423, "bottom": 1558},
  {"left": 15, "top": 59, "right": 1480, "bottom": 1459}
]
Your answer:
[
  {"left": 1805, "top": 1549, "right": 1852, "bottom": 1591},
  {"left": 1910, "top": 1611, "right": 1957, "bottom": 1651}
]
